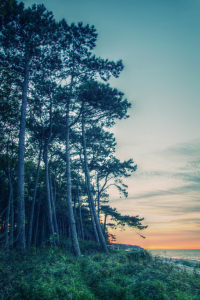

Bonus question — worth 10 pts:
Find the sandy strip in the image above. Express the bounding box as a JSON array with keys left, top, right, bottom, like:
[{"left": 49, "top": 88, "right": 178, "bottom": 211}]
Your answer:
[{"left": 154, "top": 256, "right": 200, "bottom": 274}]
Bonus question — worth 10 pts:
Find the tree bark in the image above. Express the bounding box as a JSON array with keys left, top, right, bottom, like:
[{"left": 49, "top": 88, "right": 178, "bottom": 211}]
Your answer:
[
  {"left": 86, "top": 177, "right": 100, "bottom": 244},
  {"left": 97, "top": 174, "right": 100, "bottom": 219},
  {"left": 17, "top": 57, "right": 29, "bottom": 251},
  {"left": 49, "top": 164, "right": 59, "bottom": 244},
  {"left": 82, "top": 112, "right": 108, "bottom": 253},
  {"left": 27, "top": 146, "right": 42, "bottom": 249},
  {"left": 5, "top": 151, "right": 13, "bottom": 248},
  {"left": 10, "top": 192, "right": 14, "bottom": 248},
  {"left": 103, "top": 213, "right": 107, "bottom": 237},
  {"left": 44, "top": 146, "right": 54, "bottom": 237},
  {"left": 33, "top": 198, "right": 41, "bottom": 247},
  {"left": 66, "top": 101, "right": 81, "bottom": 256},
  {"left": 44, "top": 97, "right": 55, "bottom": 239},
  {"left": 41, "top": 217, "right": 45, "bottom": 244},
  {"left": 80, "top": 152, "right": 99, "bottom": 243},
  {"left": 73, "top": 194, "right": 76, "bottom": 225},
  {"left": 77, "top": 173, "right": 84, "bottom": 240}
]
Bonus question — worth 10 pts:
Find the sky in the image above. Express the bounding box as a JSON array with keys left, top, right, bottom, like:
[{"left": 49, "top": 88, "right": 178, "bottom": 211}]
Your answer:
[{"left": 24, "top": 0, "right": 200, "bottom": 249}]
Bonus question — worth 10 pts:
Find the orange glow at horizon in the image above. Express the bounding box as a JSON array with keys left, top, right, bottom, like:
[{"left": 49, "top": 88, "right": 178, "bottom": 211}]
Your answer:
[
  {"left": 143, "top": 245, "right": 200, "bottom": 250},
  {"left": 106, "top": 195, "right": 200, "bottom": 250},
  {"left": 108, "top": 225, "right": 200, "bottom": 250},
  {"left": 110, "top": 244, "right": 200, "bottom": 250}
]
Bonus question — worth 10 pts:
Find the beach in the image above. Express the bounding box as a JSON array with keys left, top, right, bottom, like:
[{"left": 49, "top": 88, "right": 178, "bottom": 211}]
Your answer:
[{"left": 154, "top": 256, "right": 200, "bottom": 274}]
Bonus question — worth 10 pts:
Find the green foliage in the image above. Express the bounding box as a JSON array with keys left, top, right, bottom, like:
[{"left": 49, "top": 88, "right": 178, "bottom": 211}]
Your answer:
[
  {"left": 0, "top": 0, "right": 146, "bottom": 254},
  {"left": 49, "top": 233, "right": 58, "bottom": 246},
  {"left": 79, "top": 239, "right": 103, "bottom": 254},
  {"left": 0, "top": 247, "right": 199, "bottom": 300},
  {"left": 195, "top": 263, "right": 200, "bottom": 269},
  {"left": 101, "top": 205, "right": 147, "bottom": 240},
  {"left": 0, "top": 0, "right": 14, "bottom": 15}
]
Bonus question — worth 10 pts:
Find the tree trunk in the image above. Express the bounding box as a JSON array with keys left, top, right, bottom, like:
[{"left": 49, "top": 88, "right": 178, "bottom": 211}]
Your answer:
[
  {"left": 17, "top": 57, "right": 29, "bottom": 251},
  {"left": 41, "top": 217, "right": 45, "bottom": 245},
  {"left": 97, "top": 174, "right": 100, "bottom": 219},
  {"left": 27, "top": 146, "right": 42, "bottom": 249},
  {"left": 33, "top": 198, "right": 41, "bottom": 247},
  {"left": 57, "top": 220, "right": 59, "bottom": 236},
  {"left": 66, "top": 101, "right": 81, "bottom": 256},
  {"left": 86, "top": 178, "right": 100, "bottom": 244},
  {"left": 62, "top": 221, "right": 65, "bottom": 236},
  {"left": 73, "top": 194, "right": 76, "bottom": 225},
  {"left": 80, "top": 152, "right": 99, "bottom": 243},
  {"left": 82, "top": 112, "right": 108, "bottom": 253},
  {"left": 0, "top": 181, "right": 2, "bottom": 231},
  {"left": 44, "top": 145, "right": 54, "bottom": 236},
  {"left": 49, "top": 164, "right": 59, "bottom": 244},
  {"left": 5, "top": 152, "right": 13, "bottom": 248},
  {"left": 77, "top": 173, "right": 84, "bottom": 239},
  {"left": 103, "top": 213, "right": 107, "bottom": 237},
  {"left": 10, "top": 192, "right": 14, "bottom": 248}
]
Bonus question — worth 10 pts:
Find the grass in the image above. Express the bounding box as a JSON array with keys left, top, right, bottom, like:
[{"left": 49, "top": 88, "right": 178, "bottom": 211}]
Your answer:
[{"left": 0, "top": 240, "right": 200, "bottom": 300}]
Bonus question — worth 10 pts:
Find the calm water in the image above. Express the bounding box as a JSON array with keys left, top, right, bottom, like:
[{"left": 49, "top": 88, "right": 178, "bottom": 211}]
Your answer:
[{"left": 148, "top": 250, "right": 200, "bottom": 261}]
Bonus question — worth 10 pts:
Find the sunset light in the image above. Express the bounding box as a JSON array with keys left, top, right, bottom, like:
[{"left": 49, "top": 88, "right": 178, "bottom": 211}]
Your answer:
[{"left": 1, "top": 0, "right": 200, "bottom": 297}]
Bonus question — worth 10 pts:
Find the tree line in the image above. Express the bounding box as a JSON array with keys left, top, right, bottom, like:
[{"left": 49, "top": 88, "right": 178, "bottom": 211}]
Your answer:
[{"left": 0, "top": 0, "right": 147, "bottom": 256}]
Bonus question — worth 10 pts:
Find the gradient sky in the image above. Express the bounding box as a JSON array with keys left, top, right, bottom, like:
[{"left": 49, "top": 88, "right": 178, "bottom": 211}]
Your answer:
[{"left": 24, "top": 0, "right": 200, "bottom": 249}]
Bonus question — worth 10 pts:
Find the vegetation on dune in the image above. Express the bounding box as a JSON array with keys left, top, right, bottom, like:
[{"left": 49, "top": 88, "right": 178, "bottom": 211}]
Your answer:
[{"left": 0, "top": 244, "right": 200, "bottom": 300}]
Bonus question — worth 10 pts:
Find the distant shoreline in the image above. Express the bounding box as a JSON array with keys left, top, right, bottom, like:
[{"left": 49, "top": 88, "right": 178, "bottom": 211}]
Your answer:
[
  {"left": 152, "top": 255, "right": 200, "bottom": 263},
  {"left": 147, "top": 249, "right": 200, "bottom": 251},
  {"left": 152, "top": 255, "right": 200, "bottom": 261},
  {"left": 110, "top": 244, "right": 200, "bottom": 265},
  {"left": 110, "top": 244, "right": 200, "bottom": 251},
  {"left": 148, "top": 249, "right": 200, "bottom": 262},
  {"left": 152, "top": 256, "right": 200, "bottom": 274}
]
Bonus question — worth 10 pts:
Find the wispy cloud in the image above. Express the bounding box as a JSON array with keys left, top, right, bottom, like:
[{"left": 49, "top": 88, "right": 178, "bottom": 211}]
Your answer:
[
  {"left": 163, "top": 139, "right": 200, "bottom": 157},
  {"left": 128, "top": 139, "right": 200, "bottom": 200},
  {"left": 128, "top": 184, "right": 200, "bottom": 200},
  {"left": 146, "top": 230, "right": 200, "bottom": 237},
  {"left": 110, "top": 139, "right": 200, "bottom": 231},
  {"left": 147, "top": 218, "right": 200, "bottom": 226}
]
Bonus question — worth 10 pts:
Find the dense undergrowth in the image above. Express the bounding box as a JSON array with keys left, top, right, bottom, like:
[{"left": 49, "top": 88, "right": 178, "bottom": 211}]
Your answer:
[{"left": 1, "top": 240, "right": 200, "bottom": 300}]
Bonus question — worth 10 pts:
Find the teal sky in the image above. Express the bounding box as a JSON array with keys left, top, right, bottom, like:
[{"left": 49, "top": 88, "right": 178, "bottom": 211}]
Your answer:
[{"left": 24, "top": 0, "right": 200, "bottom": 249}]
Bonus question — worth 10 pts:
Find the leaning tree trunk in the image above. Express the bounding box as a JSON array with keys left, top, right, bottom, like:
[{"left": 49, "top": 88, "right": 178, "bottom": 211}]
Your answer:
[
  {"left": 85, "top": 176, "right": 100, "bottom": 244},
  {"left": 80, "top": 153, "right": 99, "bottom": 243},
  {"left": 66, "top": 101, "right": 81, "bottom": 256},
  {"left": 97, "top": 173, "right": 100, "bottom": 219},
  {"left": 17, "top": 57, "right": 29, "bottom": 251},
  {"left": 103, "top": 213, "right": 107, "bottom": 237},
  {"left": 27, "top": 146, "right": 42, "bottom": 249},
  {"left": 82, "top": 112, "right": 108, "bottom": 253}
]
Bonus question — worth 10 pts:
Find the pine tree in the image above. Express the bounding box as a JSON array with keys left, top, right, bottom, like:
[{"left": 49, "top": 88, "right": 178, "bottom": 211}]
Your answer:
[{"left": 0, "top": 2, "right": 57, "bottom": 249}]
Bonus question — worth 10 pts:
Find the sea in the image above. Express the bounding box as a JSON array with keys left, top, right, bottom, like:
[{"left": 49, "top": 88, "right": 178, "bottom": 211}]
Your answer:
[{"left": 148, "top": 249, "right": 200, "bottom": 262}]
